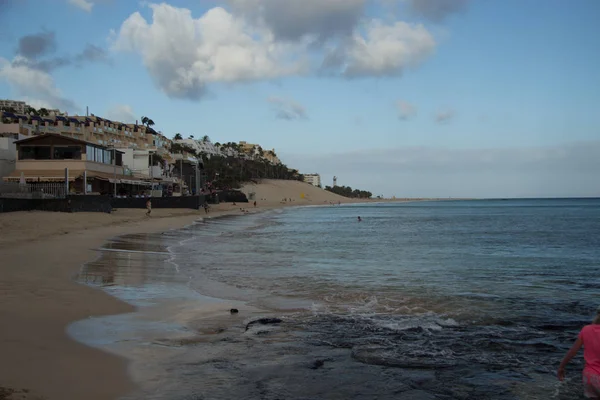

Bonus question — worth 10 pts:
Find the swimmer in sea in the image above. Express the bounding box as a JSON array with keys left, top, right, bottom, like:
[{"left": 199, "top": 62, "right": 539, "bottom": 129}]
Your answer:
[{"left": 357, "top": 216, "right": 362, "bottom": 222}]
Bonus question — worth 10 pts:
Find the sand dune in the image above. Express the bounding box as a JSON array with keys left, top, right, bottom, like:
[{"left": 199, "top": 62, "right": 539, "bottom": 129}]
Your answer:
[{"left": 241, "top": 179, "right": 350, "bottom": 206}]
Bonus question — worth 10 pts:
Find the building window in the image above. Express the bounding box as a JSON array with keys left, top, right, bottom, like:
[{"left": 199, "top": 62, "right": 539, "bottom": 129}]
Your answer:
[
  {"left": 53, "top": 146, "right": 82, "bottom": 160},
  {"left": 20, "top": 146, "right": 52, "bottom": 160}
]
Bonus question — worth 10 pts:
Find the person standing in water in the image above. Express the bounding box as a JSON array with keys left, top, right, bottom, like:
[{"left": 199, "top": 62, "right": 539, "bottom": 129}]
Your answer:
[{"left": 558, "top": 307, "right": 600, "bottom": 398}]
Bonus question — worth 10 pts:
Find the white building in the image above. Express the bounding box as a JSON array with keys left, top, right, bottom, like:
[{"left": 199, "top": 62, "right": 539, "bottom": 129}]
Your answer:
[
  {"left": 119, "top": 148, "right": 152, "bottom": 177},
  {"left": 303, "top": 173, "right": 321, "bottom": 187},
  {"left": 176, "top": 138, "right": 222, "bottom": 157},
  {"left": 0, "top": 99, "right": 26, "bottom": 114},
  {"left": 0, "top": 133, "right": 27, "bottom": 179}
]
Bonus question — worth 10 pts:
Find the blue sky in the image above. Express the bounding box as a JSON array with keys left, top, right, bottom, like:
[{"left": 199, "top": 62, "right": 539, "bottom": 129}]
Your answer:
[{"left": 0, "top": 0, "right": 599, "bottom": 197}]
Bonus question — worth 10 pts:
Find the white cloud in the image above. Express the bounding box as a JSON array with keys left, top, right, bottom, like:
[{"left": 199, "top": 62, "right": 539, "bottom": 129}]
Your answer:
[
  {"left": 111, "top": 3, "right": 437, "bottom": 100},
  {"left": 342, "top": 20, "right": 435, "bottom": 77},
  {"left": 396, "top": 100, "right": 417, "bottom": 120},
  {"left": 267, "top": 96, "right": 308, "bottom": 120},
  {"left": 19, "top": 97, "right": 54, "bottom": 110},
  {"left": 68, "top": 0, "right": 94, "bottom": 13},
  {"left": 113, "top": 4, "right": 306, "bottom": 100},
  {"left": 105, "top": 104, "right": 137, "bottom": 123},
  {"left": 0, "top": 57, "right": 76, "bottom": 111}
]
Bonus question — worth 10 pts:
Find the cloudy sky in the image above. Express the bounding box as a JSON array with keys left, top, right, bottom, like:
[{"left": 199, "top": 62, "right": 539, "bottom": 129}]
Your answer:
[{"left": 0, "top": 0, "right": 598, "bottom": 198}]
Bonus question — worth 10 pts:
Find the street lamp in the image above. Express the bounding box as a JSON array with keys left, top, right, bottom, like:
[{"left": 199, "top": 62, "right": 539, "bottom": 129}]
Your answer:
[
  {"left": 113, "top": 147, "right": 117, "bottom": 196},
  {"left": 107, "top": 145, "right": 117, "bottom": 196}
]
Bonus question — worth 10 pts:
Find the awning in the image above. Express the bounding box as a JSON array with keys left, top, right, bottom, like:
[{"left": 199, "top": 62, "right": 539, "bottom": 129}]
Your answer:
[
  {"left": 3, "top": 169, "right": 153, "bottom": 185},
  {"left": 84, "top": 171, "right": 152, "bottom": 186},
  {"left": 3, "top": 169, "right": 82, "bottom": 182}
]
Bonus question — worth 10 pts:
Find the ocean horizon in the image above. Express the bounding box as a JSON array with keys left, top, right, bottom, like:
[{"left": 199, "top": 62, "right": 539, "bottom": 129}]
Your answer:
[{"left": 69, "top": 198, "right": 600, "bottom": 399}]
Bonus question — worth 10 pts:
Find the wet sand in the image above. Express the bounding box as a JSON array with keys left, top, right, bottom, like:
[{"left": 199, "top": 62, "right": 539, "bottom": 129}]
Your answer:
[{"left": 0, "top": 205, "right": 264, "bottom": 400}]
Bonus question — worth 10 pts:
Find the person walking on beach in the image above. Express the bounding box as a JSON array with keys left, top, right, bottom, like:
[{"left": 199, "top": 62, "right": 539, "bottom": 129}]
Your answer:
[
  {"left": 558, "top": 307, "right": 600, "bottom": 398},
  {"left": 145, "top": 199, "right": 152, "bottom": 217},
  {"left": 254, "top": 200, "right": 257, "bottom": 208}
]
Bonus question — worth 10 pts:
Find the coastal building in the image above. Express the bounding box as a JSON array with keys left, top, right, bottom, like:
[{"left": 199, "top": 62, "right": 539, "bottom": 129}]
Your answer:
[
  {"left": 0, "top": 99, "right": 26, "bottom": 114},
  {"left": 237, "top": 141, "right": 281, "bottom": 164},
  {"left": 1, "top": 134, "right": 156, "bottom": 194},
  {"left": 238, "top": 141, "right": 257, "bottom": 155},
  {"left": 176, "top": 138, "right": 221, "bottom": 157},
  {"left": 0, "top": 112, "right": 187, "bottom": 189},
  {"left": 0, "top": 133, "right": 26, "bottom": 179},
  {"left": 171, "top": 153, "right": 204, "bottom": 195},
  {"left": 0, "top": 112, "right": 170, "bottom": 152},
  {"left": 303, "top": 173, "right": 321, "bottom": 187},
  {"left": 263, "top": 149, "right": 280, "bottom": 165},
  {"left": 0, "top": 109, "right": 281, "bottom": 195}
]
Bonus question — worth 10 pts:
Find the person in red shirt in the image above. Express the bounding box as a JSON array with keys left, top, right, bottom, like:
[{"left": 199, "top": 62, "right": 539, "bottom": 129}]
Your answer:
[{"left": 558, "top": 307, "right": 600, "bottom": 398}]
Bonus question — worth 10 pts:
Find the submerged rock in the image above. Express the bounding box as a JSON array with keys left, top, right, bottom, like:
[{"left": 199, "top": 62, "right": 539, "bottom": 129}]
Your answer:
[
  {"left": 245, "top": 317, "right": 283, "bottom": 332},
  {"left": 309, "top": 359, "right": 326, "bottom": 369}
]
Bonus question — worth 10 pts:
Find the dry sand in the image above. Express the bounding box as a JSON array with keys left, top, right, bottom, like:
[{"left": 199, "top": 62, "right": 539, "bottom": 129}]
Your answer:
[{"left": 0, "top": 180, "right": 363, "bottom": 400}]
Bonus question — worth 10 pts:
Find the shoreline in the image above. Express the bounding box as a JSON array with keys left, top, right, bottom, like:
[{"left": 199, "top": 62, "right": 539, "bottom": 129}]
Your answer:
[
  {"left": 0, "top": 205, "right": 272, "bottom": 400},
  {"left": 0, "top": 182, "right": 438, "bottom": 400}
]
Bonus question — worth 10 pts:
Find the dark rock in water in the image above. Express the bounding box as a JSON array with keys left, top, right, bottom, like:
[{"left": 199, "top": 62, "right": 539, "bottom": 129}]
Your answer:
[
  {"left": 230, "top": 308, "right": 239, "bottom": 314},
  {"left": 309, "top": 359, "right": 326, "bottom": 369},
  {"left": 245, "top": 317, "right": 283, "bottom": 331}
]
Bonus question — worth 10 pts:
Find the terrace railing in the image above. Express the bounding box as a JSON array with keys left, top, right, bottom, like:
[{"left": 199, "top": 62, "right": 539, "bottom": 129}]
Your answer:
[{"left": 0, "top": 181, "right": 67, "bottom": 199}]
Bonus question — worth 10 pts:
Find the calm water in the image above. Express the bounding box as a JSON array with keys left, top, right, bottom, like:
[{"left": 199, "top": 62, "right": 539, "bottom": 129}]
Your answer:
[{"left": 71, "top": 199, "right": 600, "bottom": 399}]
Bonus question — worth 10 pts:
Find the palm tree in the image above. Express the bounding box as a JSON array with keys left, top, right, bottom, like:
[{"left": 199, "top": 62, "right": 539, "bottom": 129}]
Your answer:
[
  {"left": 25, "top": 106, "right": 38, "bottom": 116},
  {"left": 173, "top": 133, "right": 183, "bottom": 140},
  {"left": 141, "top": 116, "right": 155, "bottom": 128},
  {"left": 189, "top": 135, "right": 194, "bottom": 139},
  {"left": 38, "top": 108, "right": 50, "bottom": 117},
  {"left": 202, "top": 135, "right": 210, "bottom": 143}
]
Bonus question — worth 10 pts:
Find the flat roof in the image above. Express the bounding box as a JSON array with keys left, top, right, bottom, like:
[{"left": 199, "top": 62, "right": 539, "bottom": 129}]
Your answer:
[{"left": 14, "top": 133, "right": 125, "bottom": 153}]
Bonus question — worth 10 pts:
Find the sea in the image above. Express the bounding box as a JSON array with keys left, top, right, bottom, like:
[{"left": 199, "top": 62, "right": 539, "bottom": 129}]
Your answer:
[{"left": 69, "top": 199, "right": 600, "bottom": 400}]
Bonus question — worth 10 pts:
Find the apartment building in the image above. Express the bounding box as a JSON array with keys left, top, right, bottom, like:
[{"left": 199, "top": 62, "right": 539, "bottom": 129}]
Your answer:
[
  {"left": 2, "top": 134, "right": 145, "bottom": 194},
  {"left": 176, "top": 138, "right": 221, "bottom": 157},
  {"left": 263, "top": 149, "right": 280, "bottom": 165},
  {"left": 238, "top": 141, "right": 281, "bottom": 164},
  {"left": 303, "top": 173, "right": 321, "bottom": 187},
  {"left": 0, "top": 99, "right": 26, "bottom": 114},
  {"left": 0, "top": 112, "right": 193, "bottom": 195}
]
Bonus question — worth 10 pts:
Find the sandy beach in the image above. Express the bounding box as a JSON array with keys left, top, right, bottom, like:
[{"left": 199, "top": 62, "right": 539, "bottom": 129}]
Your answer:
[{"left": 0, "top": 180, "right": 365, "bottom": 400}]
